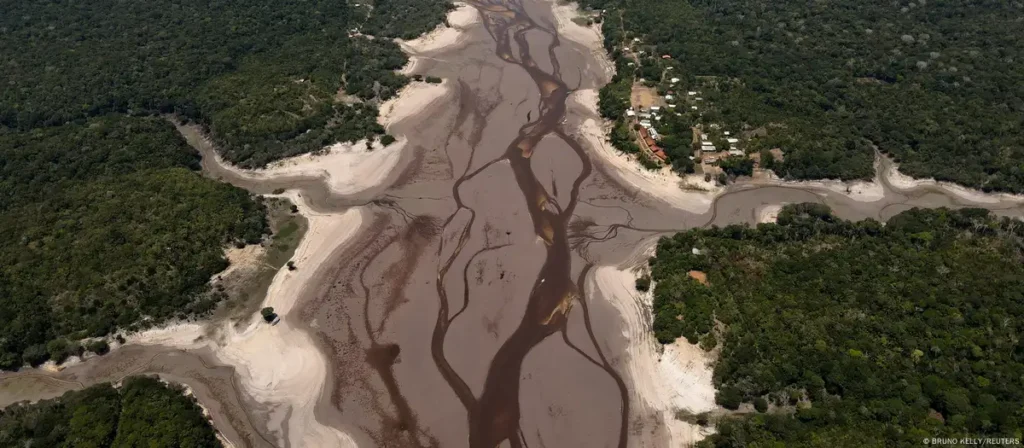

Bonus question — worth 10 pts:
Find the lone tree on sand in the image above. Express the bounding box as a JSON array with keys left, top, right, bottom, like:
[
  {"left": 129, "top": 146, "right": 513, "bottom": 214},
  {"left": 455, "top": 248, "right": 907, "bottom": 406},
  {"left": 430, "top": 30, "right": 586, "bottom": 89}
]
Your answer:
[{"left": 261, "top": 307, "right": 277, "bottom": 323}]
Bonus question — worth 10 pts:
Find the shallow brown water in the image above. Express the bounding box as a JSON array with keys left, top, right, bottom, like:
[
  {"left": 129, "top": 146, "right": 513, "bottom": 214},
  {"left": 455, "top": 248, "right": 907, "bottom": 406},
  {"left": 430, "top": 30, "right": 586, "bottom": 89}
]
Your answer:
[{"left": 3, "top": 0, "right": 1023, "bottom": 447}]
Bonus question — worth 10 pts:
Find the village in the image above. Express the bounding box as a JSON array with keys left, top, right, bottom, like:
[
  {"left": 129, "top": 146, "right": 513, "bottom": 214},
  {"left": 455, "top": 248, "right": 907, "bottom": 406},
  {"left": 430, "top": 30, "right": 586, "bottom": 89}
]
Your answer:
[{"left": 615, "top": 37, "right": 784, "bottom": 185}]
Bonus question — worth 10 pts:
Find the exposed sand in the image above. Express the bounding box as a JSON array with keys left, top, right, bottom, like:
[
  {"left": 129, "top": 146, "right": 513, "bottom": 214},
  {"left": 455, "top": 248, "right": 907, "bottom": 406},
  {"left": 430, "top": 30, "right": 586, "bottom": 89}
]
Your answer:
[
  {"left": 884, "top": 160, "right": 1024, "bottom": 204},
  {"left": 217, "top": 244, "right": 267, "bottom": 282},
  {"left": 590, "top": 264, "right": 716, "bottom": 446},
  {"left": 204, "top": 138, "right": 404, "bottom": 197},
  {"left": 257, "top": 191, "right": 363, "bottom": 316},
  {"left": 378, "top": 80, "right": 453, "bottom": 130},
  {"left": 569, "top": 90, "right": 719, "bottom": 214},
  {"left": 130, "top": 192, "right": 363, "bottom": 448},
  {"left": 10, "top": 2, "right": 1023, "bottom": 448},
  {"left": 757, "top": 204, "right": 784, "bottom": 224},
  {"left": 397, "top": 3, "right": 480, "bottom": 73},
  {"left": 763, "top": 175, "right": 886, "bottom": 203},
  {"left": 550, "top": 1, "right": 608, "bottom": 63},
  {"left": 117, "top": 8, "right": 473, "bottom": 446}
]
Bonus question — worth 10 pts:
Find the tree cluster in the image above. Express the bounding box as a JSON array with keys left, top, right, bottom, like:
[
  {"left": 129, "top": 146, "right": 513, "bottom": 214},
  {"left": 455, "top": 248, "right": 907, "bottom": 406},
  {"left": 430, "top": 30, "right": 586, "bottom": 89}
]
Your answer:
[
  {"left": 1, "top": 0, "right": 450, "bottom": 167},
  {"left": 0, "top": 376, "right": 222, "bottom": 447},
  {"left": 581, "top": 0, "right": 1024, "bottom": 192},
  {"left": 0, "top": 0, "right": 450, "bottom": 370},
  {"left": 0, "top": 117, "right": 269, "bottom": 369},
  {"left": 649, "top": 205, "right": 1024, "bottom": 446}
]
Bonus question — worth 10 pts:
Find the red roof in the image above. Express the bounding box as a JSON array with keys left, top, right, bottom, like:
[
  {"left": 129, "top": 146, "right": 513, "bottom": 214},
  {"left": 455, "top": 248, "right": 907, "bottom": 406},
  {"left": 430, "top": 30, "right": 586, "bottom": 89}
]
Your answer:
[{"left": 639, "top": 127, "right": 649, "bottom": 138}]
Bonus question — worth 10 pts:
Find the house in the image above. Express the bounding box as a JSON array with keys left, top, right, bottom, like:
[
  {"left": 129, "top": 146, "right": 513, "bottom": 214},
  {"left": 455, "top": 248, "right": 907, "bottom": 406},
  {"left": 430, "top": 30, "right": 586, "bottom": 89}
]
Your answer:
[
  {"left": 728, "top": 149, "right": 743, "bottom": 157},
  {"left": 665, "top": 95, "right": 674, "bottom": 101},
  {"left": 626, "top": 110, "right": 636, "bottom": 117},
  {"left": 639, "top": 127, "right": 649, "bottom": 139},
  {"left": 691, "top": 106, "right": 698, "bottom": 110},
  {"left": 661, "top": 54, "right": 672, "bottom": 59},
  {"left": 723, "top": 131, "right": 731, "bottom": 136},
  {"left": 727, "top": 138, "right": 739, "bottom": 144},
  {"left": 652, "top": 148, "right": 668, "bottom": 161},
  {"left": 644, "top": 137, "right": 657, "bottom": 148},
  {"left": 650, "top": 106, "right": 661, "bottom": 112},
  {"left": 701, "top": 143, "right": 718, "bottom": 152},
  {"left": 688, "top": 91, "right": 697, "bottom": 96},
  {"left": 671, "top": 77, "right": 681, "bottom": 83}
]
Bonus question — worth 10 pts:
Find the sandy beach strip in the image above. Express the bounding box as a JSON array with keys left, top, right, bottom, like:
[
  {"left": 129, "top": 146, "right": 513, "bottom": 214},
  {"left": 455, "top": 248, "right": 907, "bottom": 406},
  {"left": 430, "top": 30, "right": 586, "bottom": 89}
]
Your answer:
[
  {"left": 396, "top": 2, "right": 480, "bottom": 74},
  {"left": 756, "top": 204, "right": 784, "bottom": 224},
  {"left": 884, "top": 161, "right": 1024, "bottom": 204},
  {"left": 589, "top": 263, "right": 716, "bottom": 446},
  {"left": 197, "top": 70, "right": 452, "bottom": 198},
  {"left": 568, "top": 90, "right": 719, "bottom": 214},
  {"left": 379, "top": 80, "right": 453, "bottom": 130}
]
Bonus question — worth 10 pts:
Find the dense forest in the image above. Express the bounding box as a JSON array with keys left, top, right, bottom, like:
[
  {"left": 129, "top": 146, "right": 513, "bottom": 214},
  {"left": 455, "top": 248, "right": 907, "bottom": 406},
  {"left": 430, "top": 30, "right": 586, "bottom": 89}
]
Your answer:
[
  {"left": 0, "top": 376, "right": 222, "bottom": 447},
  {"left": 0, "top": 117, "right": 269, "bottom": 369},
  {"left": 0, "top": 0, "right": 451, "bottom": 369},
  {"left": 648, "top": 205, "right": 1024, "bottom": 446},
  {"left": 1, "top": 0, "right": 451, "bottom": 167},
  {"left": 581, "top": 0, "right": 1024, "bottom": 192}
]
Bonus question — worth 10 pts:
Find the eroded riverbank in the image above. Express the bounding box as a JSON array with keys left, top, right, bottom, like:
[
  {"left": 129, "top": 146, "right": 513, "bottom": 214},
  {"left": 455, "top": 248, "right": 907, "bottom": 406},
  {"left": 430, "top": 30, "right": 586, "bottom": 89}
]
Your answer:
[{"left": 3, "top": 1, "right": 1024, "bottom": 447}]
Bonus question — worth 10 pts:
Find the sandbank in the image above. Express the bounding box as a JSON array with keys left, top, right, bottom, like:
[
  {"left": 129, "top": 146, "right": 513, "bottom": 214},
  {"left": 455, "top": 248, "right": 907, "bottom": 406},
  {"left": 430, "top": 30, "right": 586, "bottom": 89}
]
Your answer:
[
  {"left": 762, "top": 174, "right": 886, "bottom": 203},
  {"left": 757, "top": 204, "right": 783, "bottom": 224},
  {"left": 884, "top": 161, "right": 1024, "bottom": 205},
  {"left": 130, "top": 192, "right": 363, "bottom": 448},
  {"left": 589, "top": 263, "right": 716, "bottom": 446},
  {"left": 569, "top": 90, "right": 719, "bottom": 214},
  {"left": 379, "top": 80, "right": 453, "bottom": 130},
  {"left": 396, "top": 3, "right": 480, "bottom": 73}
]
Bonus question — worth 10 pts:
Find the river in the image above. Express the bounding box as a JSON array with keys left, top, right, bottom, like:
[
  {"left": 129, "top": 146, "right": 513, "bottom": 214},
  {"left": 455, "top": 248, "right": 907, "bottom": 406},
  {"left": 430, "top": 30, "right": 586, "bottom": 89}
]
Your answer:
[{"left": 2, "top": 0, "right": 1022, "bottom": 447}]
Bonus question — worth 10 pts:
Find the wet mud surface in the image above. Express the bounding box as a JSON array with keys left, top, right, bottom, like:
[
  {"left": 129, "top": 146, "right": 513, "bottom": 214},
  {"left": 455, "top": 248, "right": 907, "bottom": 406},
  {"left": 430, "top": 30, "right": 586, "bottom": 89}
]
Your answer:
[{"left": 2, "top": 0, "right": 1022, "bottom": 447}]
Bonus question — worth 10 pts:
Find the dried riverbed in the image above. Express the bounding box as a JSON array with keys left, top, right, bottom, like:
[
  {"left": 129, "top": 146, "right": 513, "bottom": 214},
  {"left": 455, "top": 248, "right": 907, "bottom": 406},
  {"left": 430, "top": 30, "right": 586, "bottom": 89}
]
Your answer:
[{"left": 2, "top": 1, "right": 1023, "bottom": 447}]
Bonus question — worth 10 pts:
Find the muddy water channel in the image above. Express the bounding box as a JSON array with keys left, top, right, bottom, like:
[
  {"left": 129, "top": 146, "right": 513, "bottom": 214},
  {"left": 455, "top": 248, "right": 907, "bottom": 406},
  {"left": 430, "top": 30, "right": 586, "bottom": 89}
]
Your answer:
[{"left": 3, "top": 0, "right": 1023, "bottom": 447}]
